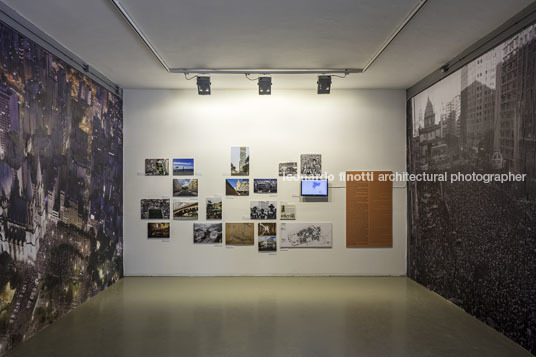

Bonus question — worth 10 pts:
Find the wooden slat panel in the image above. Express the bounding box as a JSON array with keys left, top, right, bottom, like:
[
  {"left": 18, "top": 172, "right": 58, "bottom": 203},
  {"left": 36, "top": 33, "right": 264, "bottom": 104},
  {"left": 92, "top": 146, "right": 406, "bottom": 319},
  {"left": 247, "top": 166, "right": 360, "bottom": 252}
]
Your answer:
[{"left": 346, "top": 171, "right": 392, "bottom": 248}]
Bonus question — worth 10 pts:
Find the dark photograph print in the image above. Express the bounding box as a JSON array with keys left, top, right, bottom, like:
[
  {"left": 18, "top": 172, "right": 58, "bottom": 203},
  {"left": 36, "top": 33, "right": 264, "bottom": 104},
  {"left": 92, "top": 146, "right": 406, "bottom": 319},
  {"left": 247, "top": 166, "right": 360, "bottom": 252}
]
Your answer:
[
  {"left": 253, "top": 179, "right": 277, "bottom": 194},
  {"left": 145, "top": 158, "right": 169, "bottom": 176},
  {"left": 141, "top": 199, "right": 170, "bottom": 219},
  {"left": 148, "top": 223, "right": 170, "bottom": 239}
]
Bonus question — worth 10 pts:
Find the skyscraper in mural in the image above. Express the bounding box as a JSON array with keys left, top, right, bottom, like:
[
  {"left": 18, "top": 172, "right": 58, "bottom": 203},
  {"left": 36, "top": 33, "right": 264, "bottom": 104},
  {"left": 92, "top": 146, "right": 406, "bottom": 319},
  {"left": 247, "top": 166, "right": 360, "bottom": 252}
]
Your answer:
[{"left": 0, "top": 23, "right": 123, "bottom": 355}]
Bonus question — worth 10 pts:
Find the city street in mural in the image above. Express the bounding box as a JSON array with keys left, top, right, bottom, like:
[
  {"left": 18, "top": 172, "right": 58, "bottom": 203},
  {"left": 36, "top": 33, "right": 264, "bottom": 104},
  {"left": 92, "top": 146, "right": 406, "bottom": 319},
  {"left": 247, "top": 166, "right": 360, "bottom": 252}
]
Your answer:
[
  {"left": 408, "top": 24, "right": 536, "bottom": 354},
  {"left": 0, "top": 24, "right": 123, "bottom": 354}
]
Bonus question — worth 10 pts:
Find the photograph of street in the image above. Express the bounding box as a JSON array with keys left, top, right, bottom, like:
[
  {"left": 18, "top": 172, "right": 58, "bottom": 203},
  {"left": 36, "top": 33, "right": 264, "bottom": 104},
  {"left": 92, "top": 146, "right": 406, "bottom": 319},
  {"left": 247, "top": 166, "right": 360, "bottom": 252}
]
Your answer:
[{"left": 173, "top": 179, "right": 198, "bottom": 197}]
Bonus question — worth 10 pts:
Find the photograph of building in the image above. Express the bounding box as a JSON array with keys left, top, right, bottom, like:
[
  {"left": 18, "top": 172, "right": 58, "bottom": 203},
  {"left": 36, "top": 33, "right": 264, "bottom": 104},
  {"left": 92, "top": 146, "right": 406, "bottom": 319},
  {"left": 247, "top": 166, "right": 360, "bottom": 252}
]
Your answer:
[
  {"left": 253, "top": 179, "right": 277, "bottom": 194},
  {"left": 148, "top": 222, "right": 170, "bottom": 238},
  {"left": 140, "top": 199, "right": 170, "bottom": 219},
  {"left": 193, "top": 223, "right": 222, "bottom": 244},
  {"left": 225, "top": 178, "right": 249, "bottom": 196},
  {"left": 231, "top": 146, "right": 249, "bottom": 176},
  {"left": 206, "top": 197, "right": 222, "bottom": 219}
]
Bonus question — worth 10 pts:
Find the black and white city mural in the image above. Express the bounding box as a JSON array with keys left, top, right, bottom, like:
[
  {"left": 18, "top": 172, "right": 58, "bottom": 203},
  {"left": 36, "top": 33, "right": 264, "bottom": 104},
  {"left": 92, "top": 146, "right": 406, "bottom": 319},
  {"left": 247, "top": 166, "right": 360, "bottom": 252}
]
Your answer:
[
  {"left": 408, "top": 24, "right": 536, "bottom": 353},
  {"left": 0, "top": 23, "right": 123, "bottom": 354}
]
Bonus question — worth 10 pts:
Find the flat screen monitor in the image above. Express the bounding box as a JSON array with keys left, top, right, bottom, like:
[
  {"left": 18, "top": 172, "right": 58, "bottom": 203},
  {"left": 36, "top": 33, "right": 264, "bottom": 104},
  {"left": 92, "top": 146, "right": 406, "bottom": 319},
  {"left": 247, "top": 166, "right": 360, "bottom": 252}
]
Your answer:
[{"left": 301, "top": 179, "right": 328, "bottom": 196}]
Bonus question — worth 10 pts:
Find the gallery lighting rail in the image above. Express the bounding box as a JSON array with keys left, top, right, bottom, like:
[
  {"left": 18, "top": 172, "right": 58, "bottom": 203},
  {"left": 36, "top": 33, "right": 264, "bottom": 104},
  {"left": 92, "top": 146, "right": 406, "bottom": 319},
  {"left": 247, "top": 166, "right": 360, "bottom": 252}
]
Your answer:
[{"left": 110, "top": 0, "right": 428, "bottom": 77}]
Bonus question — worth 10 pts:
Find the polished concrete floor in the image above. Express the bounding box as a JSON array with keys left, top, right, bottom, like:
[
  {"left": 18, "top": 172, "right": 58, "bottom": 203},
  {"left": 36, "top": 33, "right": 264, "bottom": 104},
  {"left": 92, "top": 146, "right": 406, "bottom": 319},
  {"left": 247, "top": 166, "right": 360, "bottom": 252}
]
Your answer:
[{"left": 7, "top": 277, "right": 531, "bottom": 357}]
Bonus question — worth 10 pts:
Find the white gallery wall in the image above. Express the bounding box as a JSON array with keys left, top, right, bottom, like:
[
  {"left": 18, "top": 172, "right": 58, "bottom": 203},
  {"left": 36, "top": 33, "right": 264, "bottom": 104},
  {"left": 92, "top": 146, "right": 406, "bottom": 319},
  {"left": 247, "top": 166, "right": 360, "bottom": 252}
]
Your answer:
[{"left": 123, "top": 89, "right": 406, "bottom": 276}]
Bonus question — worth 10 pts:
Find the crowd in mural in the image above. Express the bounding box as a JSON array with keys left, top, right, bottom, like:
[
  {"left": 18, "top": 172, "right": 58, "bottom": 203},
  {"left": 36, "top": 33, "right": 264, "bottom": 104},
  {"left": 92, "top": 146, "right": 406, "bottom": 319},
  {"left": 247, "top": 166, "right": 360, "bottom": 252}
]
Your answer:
[{"left": 409, "top": 25, "right": 536, "bottom": 354}]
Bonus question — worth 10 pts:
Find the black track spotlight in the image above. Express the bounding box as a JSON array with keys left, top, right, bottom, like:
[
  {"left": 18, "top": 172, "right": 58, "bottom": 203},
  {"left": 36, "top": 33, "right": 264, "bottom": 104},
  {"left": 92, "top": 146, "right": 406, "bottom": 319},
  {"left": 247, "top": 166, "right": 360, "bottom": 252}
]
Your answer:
[
  {"left": 197, "top": 76, "right": 211, "bottom": 95},
  {"left": 258, "top": 77, "right": 272, "bottom": 95},
  {"left": 317, "top": 75, "right": 332, "bottom": 94}
]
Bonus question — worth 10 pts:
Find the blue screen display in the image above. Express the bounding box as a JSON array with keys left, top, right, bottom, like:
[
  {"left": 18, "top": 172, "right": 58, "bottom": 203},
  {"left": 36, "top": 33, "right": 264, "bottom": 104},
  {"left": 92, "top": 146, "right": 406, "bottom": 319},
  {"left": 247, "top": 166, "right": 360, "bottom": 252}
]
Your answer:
[{"left": 301, "top": 180, "right": 328, "bottom": 196}]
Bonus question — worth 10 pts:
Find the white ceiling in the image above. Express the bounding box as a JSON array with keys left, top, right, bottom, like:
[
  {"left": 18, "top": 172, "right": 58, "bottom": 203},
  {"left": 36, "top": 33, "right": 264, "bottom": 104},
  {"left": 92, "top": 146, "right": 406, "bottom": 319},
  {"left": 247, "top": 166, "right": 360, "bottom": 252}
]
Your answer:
[{"left": 2, "top": 0, "right": 534, "bottom": 90}]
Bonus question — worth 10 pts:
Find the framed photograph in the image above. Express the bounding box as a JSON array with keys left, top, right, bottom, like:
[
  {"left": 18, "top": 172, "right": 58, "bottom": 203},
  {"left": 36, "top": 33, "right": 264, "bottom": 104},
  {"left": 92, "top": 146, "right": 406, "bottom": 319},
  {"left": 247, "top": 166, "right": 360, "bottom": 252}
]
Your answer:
[
  {"left": 173, "top": 178, "right": 198, "bottom": 197},
  {"left": 145, "top": 159, "right": 169, "bottom": 176},
  {"left": 225, "top": 223, "right": 254, "bottom": 245},
  {"left": 226, "top": 178, "right": 249, "bottom": 196},
  {"left": 258, "top": 236, "right": 276, "bottom": 252},
  {"left": 194, "top": 223, "right": 222, "bottom": 244},
  {"left": 148, "top": 222, "right": 170, "bottom": 239},
  {"left": 250, "top": 201, "right": 277, "bottom": 220},
  {"left": 173, "top": 158, "right": 194, "bottom": 175},
  {"left": 173, "top": 200, "right": 199, "bottom": 220},
  {"left": 258, "top": 222, "right": 276, "bottom": 236},
  {"left": 253, "top": 179, "right": 277, "bottom": 194},
  {"left": 300, "top": 154, "right": 321, "bottom": 176},
  {"left": 141, "top": 199, "right": 170, "bottom": 219},
  {"left": 279, "top": 162, "right": 297, "bottom": 176},
  {"left": 206, "top": 197, "right": 222, "bottom": 219},
  {"left": 280, "top": 204, "right": 296, "bottom": 220},
  {"left": 231, "top": 146, "right": 249, "bottom": 176},
  {"left": 280, "top": 223, "right": 332, "bottom": 248}
]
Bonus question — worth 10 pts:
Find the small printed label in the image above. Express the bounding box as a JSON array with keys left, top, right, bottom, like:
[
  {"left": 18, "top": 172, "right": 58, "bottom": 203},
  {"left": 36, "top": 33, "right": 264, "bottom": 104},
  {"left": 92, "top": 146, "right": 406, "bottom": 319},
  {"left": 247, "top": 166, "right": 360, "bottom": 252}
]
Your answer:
[
  {"left": 242, "top": 216, "right": 250, "bottom": 220},
  {"left": 280, "top": 249, "right": 288, "bottom": 251},
  {"left": 226, "top": 246, "right": 234, "bottom": 249},
  {"left": 195, "top": 172, "right": 202, "bottom": 176},
  {"left": 137, "top": 172, "right": 144, "bottom": 176},
  {"left": 291, "top": 194, "right": 299, "bottom": 198}
]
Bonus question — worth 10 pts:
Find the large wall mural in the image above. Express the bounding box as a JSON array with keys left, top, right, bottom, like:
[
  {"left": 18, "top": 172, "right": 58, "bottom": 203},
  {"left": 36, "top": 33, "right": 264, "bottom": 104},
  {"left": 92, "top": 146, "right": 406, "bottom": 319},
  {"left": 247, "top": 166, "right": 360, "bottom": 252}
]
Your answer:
[
  {"left": 408, "top": 24, "right": 536, "bottom": 353},
  {"left": 0, "top": 23, "right": 123, "bottom": 354}
]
